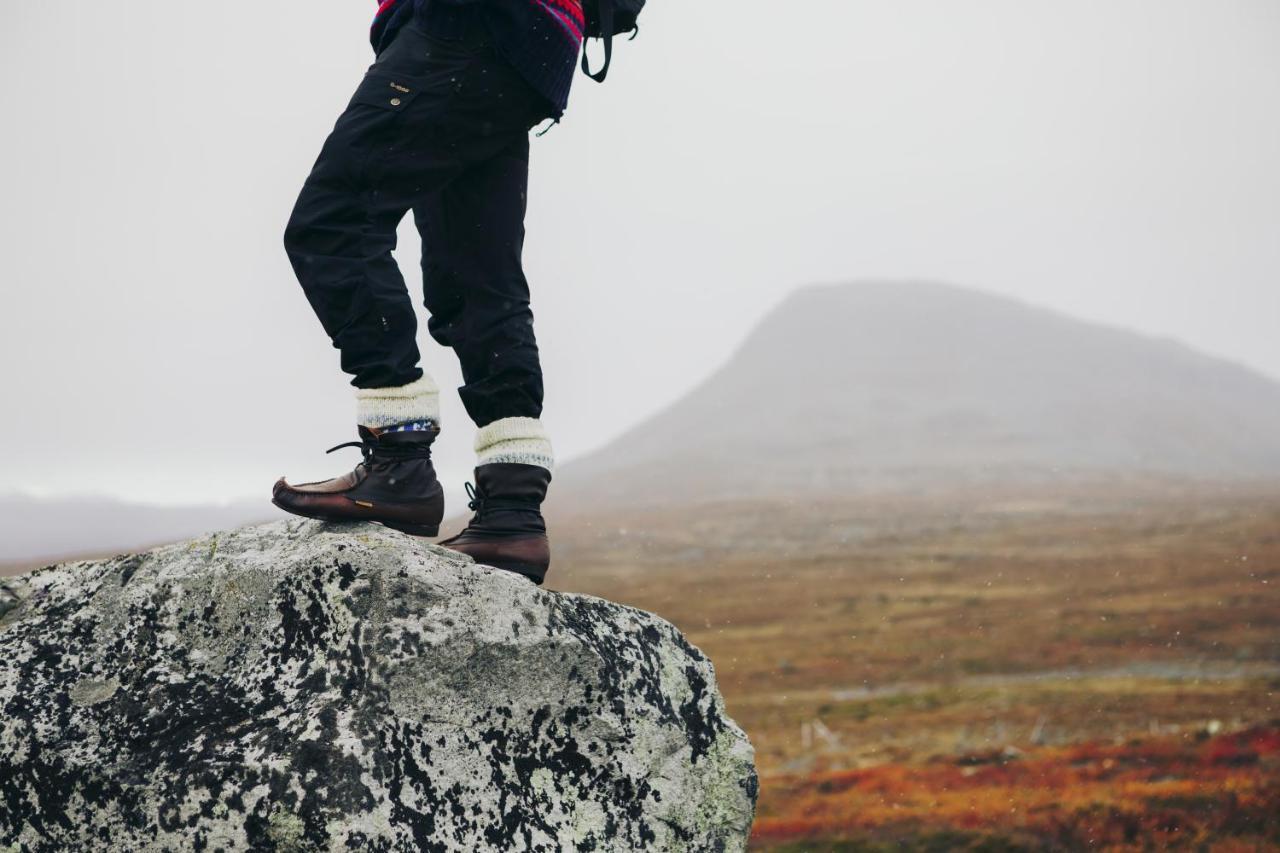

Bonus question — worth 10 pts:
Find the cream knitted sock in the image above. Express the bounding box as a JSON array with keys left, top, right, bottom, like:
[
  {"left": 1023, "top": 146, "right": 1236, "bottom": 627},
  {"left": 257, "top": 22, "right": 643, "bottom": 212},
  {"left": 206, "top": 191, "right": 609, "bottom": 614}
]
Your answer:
[
  {"left": 355, "top": 374, "right": 440, "bottom": 429},
  {"left": 474, "top": 417, "right": 554, "bottom": 472}
]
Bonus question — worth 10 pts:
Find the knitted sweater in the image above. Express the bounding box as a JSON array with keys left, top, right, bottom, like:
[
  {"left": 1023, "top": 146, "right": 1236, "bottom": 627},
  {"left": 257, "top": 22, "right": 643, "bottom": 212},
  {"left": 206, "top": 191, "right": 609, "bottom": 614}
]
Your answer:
[{"left": 370, "top": 0, "right": 585, "bottom": 119}]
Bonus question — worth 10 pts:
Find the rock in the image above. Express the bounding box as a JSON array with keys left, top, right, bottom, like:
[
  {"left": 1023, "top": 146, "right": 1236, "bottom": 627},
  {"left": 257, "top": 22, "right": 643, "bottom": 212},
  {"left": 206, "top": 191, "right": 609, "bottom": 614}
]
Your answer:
[{"left": 0, "top": 520, "right": 757, "bottom": 851}]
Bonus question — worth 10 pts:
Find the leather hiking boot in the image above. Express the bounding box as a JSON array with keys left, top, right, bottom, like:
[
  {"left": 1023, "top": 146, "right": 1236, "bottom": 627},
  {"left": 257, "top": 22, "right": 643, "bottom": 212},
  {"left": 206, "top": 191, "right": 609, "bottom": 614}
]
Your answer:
[
  {"left": 272, "top": 425, "right": 444, "bottom": 536},
  {"left": 438, "top": 463, "right": 552, "bottom": 584}
]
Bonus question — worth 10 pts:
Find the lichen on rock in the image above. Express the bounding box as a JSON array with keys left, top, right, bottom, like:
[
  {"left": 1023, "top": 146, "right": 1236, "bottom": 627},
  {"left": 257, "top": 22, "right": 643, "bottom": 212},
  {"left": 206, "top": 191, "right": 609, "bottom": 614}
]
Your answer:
[{"left": 0, "top": 519, "right": 757, "bottom": 851}]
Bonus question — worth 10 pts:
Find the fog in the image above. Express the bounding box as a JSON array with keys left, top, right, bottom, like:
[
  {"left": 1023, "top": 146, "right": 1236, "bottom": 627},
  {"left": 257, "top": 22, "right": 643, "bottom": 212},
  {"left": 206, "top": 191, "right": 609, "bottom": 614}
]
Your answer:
[{"left": 2, "top": 0, "right": 1277, "bottom": 504}]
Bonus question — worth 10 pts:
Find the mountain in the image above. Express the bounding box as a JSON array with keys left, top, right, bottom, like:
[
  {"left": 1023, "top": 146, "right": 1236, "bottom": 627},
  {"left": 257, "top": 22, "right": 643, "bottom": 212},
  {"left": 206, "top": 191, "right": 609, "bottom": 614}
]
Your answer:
[
  {"left": 0, "top": 494, "right": 272, "bottom": 567},
  {"left": 553, "top": 281, "right": 1280, "bottom": 504}
]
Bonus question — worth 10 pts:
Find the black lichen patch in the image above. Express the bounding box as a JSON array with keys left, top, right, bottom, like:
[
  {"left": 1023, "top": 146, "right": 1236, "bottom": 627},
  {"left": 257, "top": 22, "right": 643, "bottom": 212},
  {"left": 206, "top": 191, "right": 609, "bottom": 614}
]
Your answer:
[{"left": 547, "top": 595, "right": 729, "bottom": 758}]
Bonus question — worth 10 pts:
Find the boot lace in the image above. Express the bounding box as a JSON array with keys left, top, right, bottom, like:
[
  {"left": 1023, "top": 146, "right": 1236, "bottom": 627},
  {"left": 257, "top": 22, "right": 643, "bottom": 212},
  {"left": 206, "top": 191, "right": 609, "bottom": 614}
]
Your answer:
[
  {"left": 325, "top": 436, "right": 433, "bottom": 464},
  {"left": 464, "top": 481, "right": 486, "bottom": 513},
  {"left": 326, "top": 440, "right": 373, "bottom": 463},
  {"left": 462, "top": 480, "right": 535, "bottom": 518}
]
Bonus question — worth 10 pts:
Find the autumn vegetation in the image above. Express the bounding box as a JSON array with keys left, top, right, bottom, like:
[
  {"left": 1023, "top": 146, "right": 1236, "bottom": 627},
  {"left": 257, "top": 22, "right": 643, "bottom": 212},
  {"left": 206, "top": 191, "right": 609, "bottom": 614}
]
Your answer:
[{"left": 550, "top": 484, "right": 1280, "bottom": 849}]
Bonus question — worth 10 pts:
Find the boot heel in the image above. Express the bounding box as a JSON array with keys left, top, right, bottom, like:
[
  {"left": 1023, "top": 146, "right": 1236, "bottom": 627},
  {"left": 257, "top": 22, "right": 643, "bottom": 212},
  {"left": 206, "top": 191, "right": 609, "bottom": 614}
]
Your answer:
[{"left": 384, "top": 521, "right": 441, "bottom": 537}]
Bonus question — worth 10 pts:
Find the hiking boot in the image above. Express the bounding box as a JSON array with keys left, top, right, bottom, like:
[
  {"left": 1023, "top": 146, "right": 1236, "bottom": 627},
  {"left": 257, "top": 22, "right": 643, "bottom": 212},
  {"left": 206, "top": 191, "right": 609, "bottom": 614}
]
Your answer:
[
  {"left": 438, "top": 463, "right": 552, "bottom": 583},
  {"left": 272, "top": 425, "right": 444, "bottom": 536}
]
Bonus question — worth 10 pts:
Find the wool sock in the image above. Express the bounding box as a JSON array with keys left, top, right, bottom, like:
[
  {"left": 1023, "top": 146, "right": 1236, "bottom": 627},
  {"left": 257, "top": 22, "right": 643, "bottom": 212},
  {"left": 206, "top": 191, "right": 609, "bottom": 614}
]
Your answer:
[
  {"left": 474, "top": 417, "right": 554, "bottom": 472},
  {"left": 355, "top": 374, "right": 440, "bottom": 429}
]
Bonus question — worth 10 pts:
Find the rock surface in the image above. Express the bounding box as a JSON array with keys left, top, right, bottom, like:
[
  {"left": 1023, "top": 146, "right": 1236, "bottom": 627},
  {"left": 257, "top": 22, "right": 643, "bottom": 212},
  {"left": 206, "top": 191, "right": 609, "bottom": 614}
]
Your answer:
[{"left": 0, "top": 520, "right": 756, "bottom": 851}]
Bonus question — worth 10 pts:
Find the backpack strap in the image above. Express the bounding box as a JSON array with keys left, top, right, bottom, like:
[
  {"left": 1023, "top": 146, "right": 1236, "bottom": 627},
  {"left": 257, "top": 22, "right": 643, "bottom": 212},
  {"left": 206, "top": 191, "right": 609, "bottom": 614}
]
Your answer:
[{"left": 582, "top": 0, "right": 616, "bottom": 82}]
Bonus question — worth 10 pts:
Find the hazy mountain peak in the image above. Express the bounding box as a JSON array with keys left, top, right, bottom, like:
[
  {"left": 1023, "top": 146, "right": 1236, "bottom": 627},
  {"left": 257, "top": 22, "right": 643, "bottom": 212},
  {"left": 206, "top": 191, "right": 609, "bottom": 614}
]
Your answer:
[{"left": 557, "top": 281, "right": 1280, "bottom": 503}]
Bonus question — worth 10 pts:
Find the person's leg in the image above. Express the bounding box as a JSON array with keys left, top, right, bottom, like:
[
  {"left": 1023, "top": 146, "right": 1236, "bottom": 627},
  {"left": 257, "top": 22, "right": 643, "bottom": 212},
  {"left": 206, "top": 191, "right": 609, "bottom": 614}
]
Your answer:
[
  {"left": 413, "top": 81, "right": 557, "bottom": 582},
  {"left": 274, "top": 22, "right": 501, "bottom": 531},
  {"left": 283, "top": 15, "right": 545, "bottom": 422},
  {"left": 282, "top": 32, "right": 448, "bottom": 394},
  {"left": 414, "top": 137, "right": 545, "bottom": 428}
]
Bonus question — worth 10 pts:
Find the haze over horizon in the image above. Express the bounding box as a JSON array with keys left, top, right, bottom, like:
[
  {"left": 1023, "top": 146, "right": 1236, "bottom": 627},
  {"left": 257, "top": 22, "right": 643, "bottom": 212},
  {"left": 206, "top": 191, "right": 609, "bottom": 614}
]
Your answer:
[{"left": 2, "top": 1, "right": 1278, "bottom": 505}]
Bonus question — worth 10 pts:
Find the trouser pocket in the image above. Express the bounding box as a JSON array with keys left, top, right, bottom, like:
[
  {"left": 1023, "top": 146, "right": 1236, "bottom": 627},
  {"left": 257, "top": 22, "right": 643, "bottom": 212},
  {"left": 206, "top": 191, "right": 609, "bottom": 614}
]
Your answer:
[{"left": 345, "top": 72, "right": 425, "bottom": 113}]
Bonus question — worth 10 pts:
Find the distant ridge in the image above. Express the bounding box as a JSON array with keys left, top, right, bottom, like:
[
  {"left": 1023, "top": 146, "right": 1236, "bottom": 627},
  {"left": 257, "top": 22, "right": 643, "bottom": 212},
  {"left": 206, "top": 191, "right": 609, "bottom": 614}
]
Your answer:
[
  {"left": 0, "top": 494, "right": 270, "bottom": 567},
  {"left": 554, "top": 281, "right": 1280, "bottom": 504}
]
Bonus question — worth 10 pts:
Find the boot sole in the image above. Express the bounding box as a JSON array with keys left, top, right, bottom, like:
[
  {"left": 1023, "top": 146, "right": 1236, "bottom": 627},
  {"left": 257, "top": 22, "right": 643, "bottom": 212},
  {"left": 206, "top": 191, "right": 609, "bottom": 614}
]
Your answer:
[
  {"left": 381, "top": 519, "right": 442, "bottom": 537},
  {"left": 271, "top": 498, "right": 440, "bottom": 538},
  {"left": 473, "top": 561, "right": 547, "bottom": 586}
]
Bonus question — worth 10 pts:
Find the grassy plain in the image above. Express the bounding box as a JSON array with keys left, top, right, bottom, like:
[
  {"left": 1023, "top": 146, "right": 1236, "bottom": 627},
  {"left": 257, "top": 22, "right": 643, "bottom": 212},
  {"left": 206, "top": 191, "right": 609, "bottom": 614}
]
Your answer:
[{"left": 546, "top": 484, "right": 1280, "bottom": 849}]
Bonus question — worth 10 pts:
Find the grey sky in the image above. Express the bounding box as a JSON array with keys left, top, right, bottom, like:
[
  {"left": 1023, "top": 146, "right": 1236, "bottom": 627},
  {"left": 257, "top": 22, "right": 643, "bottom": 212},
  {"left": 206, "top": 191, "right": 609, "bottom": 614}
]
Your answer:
[{"left": 1, "top": 1, "right": 1277, "bottom": 504}]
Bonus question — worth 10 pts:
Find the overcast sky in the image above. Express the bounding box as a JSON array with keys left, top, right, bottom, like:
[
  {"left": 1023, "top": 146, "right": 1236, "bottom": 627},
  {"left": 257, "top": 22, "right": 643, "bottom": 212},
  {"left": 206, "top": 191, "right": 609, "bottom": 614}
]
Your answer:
[{"left": 2, "top": 1, "right": 1277, "bottom": 505}]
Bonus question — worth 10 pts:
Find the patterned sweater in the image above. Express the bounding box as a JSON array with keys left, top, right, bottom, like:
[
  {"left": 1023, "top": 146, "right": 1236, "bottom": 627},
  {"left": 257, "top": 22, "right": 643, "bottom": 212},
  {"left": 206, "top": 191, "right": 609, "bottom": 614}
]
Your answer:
[{"left": 370, "top": 0, "right": 585, "bottom": 119}]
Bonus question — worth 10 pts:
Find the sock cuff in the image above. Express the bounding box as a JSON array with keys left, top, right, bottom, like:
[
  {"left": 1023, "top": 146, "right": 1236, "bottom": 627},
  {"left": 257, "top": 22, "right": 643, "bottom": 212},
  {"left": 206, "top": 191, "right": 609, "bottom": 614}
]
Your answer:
[
  {"left": 355, "top": 374, "right": 440, "bottom": 428},
  {"left": 475, "top": 417, "right": 554, "bottom": 472}
]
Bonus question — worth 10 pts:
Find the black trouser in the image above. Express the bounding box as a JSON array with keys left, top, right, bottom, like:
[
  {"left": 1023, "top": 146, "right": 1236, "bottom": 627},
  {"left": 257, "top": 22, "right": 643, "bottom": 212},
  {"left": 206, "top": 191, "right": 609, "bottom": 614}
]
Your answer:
[{"left": 284, "top": 16, "right": 553, "bottom": 428}]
